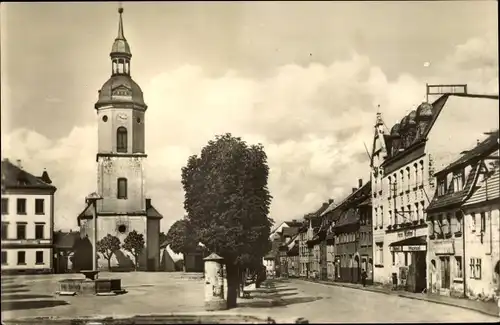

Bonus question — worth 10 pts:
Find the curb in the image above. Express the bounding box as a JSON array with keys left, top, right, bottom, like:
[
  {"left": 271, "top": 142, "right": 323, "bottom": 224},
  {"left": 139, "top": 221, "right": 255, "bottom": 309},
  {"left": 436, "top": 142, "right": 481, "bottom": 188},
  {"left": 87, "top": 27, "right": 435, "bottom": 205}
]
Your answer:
[{"left": 296, "top": 278, "right": 499, "bottom": 318}]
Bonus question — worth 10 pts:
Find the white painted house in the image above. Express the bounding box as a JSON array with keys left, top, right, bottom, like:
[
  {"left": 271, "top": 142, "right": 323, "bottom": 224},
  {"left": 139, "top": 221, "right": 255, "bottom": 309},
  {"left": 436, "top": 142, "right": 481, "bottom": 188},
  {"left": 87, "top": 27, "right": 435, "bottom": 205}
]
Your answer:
[{"left": 1, "top": 159, "right": 57, "bottom": 274}]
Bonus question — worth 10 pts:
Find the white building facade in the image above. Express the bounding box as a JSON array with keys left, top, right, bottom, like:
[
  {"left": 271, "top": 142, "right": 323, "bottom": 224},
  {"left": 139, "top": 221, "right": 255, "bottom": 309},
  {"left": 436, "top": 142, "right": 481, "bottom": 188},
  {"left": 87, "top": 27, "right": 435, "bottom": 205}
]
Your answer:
[
  {"left": 1, "top": 159, "right": 57, "bottom": 274},
  {"left": 371, "top": 92, "right": 499, "bottom": 292}
]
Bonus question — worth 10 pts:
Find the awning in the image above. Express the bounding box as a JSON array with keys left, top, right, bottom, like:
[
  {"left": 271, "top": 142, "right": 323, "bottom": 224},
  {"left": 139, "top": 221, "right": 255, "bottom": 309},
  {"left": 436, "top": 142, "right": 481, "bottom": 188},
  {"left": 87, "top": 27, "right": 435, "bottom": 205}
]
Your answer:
[{"left": 389, "top": 235, "right": 427, "bottom": 252}]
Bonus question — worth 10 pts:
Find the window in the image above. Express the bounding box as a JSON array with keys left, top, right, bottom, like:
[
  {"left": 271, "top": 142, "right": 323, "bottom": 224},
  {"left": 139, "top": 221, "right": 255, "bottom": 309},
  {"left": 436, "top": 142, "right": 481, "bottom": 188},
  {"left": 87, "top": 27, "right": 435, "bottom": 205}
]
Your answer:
[
  {"left": 471, "top": 213, "right": 476, "bottom": 232},
  {"left": 1, "top": 222, "right": 7, "bottom": 240},
  {"left": 116, "top": 127, "right": 128, "bottom": 153},
  {"left": 406, "top": 167, "right": 411, "bottom": 191},
  {"left": 380, "top": 207, "right": 384, "bottom": 227},
  {"left": 16, "top": 198, "right": 26, "bottom": 214},
  {"left": 35, "top": 251, "right": 44, "bottom": 264},
  {"left": 420, "top": 160, "right": 425, "bottom": 186},
  {"left": 455, "top": 256, "right": 463, "bottom": 279},
  {"left": 475, "top": 258, "right": 482, "bottom": 279},
  {"left": 414, "top": 163, "right": 419, "bottom": 188},
  {"left": 35, "top": 223, "right": 44, "bottom": 239},
  {"left": 454, "top": 211, "right": 463, "bottom": 234},
  {"left": 446, "top": 214, "right": 452, "bottom": 235},
  {"left": 400, "top": 170, "right": 404, "bottom": 193},
  {"left": 16, "top": 223, "right": 26, "bottom": 240},
  {"left": 437, "top": 177, "right": 447, "bottom": 196},
  {"left": 1, "top": 198, "right": 8, "bottom": 215},
  {"left": 480, "top": 212, "right": 486, "bottom": 233},
  {"left": 117, "top": 178, "right": 128, "bottom": 199},
  {"left": 17, "top": 251, "right": 26, "bottom": 265},
  {"left": 415, "top": 202, "right": 419, "bottom": 221},
  {"left": 376, "top": 243, "right": 384, "bottom": 265},
  {"left": 35, "top": 199, "right": 45, "bottom": 215},
  {"left": 391, "top": 252, "right": 396, "bottom": 265},
  {"left": 404, "top": 252, "right": 409, "bottom": 266},
  {"left": 453, "top": 171, "right": 464, "bottom": 192},
  {"left": 388, "top": 176, "right": 392, "bottom": 198},
  {"left": 1, "top": 251, "right": 6, "bottom": 265}
]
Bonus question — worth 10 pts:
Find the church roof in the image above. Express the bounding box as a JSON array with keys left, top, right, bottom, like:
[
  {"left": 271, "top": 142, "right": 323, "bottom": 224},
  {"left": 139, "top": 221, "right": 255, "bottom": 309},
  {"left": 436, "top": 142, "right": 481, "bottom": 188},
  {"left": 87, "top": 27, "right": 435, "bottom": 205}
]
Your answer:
[
  {"left": 1, "top": 159, "right": 56, "bottom": 192},
  {"left": 95, "top": 74, "right": 146, "bottom": 109},
  {"left": 111, "top": 7, "right": 131, "bottom": 57}
]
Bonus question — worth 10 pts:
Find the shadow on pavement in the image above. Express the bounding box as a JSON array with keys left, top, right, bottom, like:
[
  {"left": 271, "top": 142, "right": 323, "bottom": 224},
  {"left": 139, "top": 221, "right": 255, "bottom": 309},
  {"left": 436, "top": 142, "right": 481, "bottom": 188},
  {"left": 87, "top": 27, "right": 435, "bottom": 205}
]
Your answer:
[
  {"left": 1, "top": 284, "right": 27, "bottom": 290},
  {"left": 238, "top": 296, "right": 323, "bottom": 308},
  {"left": 1, "top": 300, "right": 69, "bottom": 312},
  {"left": 1, "top": 289, "right": 30, "bottom": 294},
  {"left": 1, "top": 294, "right": 54, "bottom": 301}
]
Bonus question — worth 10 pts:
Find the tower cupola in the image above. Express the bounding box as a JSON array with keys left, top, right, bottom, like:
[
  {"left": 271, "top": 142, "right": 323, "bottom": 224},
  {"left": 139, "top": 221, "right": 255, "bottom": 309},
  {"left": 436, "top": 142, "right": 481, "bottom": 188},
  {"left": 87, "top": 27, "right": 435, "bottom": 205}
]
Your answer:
[{"left": 111, "top": 7, "right": 131, "bottom": 76}]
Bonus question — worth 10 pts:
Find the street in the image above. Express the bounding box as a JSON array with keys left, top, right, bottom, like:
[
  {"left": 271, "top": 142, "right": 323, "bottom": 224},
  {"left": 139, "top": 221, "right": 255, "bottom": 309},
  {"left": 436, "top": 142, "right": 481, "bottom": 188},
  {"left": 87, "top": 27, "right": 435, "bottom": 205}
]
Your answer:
[
  {"left": 230, "top": 279, "right": 499, "bottom": 323},
  {"left": 1, "top": 273, "right": 498, "bottom": 323}
]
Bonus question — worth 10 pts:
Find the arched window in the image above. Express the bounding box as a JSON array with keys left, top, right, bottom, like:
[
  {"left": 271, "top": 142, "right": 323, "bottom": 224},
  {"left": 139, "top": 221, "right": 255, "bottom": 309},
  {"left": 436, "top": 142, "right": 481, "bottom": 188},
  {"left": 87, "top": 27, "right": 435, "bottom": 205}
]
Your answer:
[
  {"left": 117, "top": 178, "right": 127, "bottom": 199},
  {"left": 117, "top": 127, "right": 127, "bottom": 152}
]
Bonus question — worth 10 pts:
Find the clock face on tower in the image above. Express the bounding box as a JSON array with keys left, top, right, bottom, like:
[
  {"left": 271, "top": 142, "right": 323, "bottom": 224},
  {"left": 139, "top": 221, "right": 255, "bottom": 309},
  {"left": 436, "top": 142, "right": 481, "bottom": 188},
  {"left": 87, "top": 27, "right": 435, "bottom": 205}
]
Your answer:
[{"left": 117, "top": 113, "right": 128, "bottom": 121}]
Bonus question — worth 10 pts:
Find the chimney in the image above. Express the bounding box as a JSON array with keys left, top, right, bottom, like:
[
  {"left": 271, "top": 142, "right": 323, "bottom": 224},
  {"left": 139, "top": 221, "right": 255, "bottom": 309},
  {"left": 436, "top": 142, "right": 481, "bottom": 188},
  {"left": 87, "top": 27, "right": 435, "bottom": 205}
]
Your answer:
[
  {"left": 352, "top": 187, "right": 357, "bottom": 193},
  {"left": 328, "top": 198, "right": 334, "bottom": 204},
  {"left": 146, "top": 198, "right": 152, "bottom": 209},
  {"left": 477, "top": 139, "right": 480, "bottom": 145},
  {"left": 16, "top": 159, "right": 22, "bottom": 169},
  {"left": 358, "top": 178, "right": 363, "bottom": 188}
]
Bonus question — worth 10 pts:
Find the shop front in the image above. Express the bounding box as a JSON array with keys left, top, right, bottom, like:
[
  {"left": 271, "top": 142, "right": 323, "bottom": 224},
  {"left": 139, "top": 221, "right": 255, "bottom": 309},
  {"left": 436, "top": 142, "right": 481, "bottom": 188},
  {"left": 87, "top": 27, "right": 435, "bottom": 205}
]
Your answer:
[{"left": 389, "top": 235, "right": 427, "bottom": 293}]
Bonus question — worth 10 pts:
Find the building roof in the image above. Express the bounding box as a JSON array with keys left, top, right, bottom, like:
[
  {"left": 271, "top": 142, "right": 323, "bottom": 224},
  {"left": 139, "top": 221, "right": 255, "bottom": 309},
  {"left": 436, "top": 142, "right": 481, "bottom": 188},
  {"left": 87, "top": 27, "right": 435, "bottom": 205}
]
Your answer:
[
  {"left": 1, "top": 159, "right": 56, "bottom": 192},
  {"left": 426, "top": 164, "right": 480, "bottom": 213},
  {"left": 53, "top": 231, "right": 81, "bottom": 249},
  {"left": 464, "top": 164, "right": 500, "bottom": 207},
  {"left": 332, "top": 208, "right": 359, "bottom": 230},
  {"left": 435, "top": 130, "right": 499, "bottom": 176},
  {"left": 77, "top": 198, "right": 163, "bottom": 226},
  {"left": 282, "top": 227, "right": 299, "bottom": 238},
  {"left": 427, "top": 131, "right": 499, "bottom": 213}
]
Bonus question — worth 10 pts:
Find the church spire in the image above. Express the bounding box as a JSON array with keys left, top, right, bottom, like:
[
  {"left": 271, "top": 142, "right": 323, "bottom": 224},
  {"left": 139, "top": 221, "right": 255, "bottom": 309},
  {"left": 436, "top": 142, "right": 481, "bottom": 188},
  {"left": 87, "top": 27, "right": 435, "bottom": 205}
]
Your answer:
[{"left": 110, "top": 5, "right": 131, "bottom": 75}]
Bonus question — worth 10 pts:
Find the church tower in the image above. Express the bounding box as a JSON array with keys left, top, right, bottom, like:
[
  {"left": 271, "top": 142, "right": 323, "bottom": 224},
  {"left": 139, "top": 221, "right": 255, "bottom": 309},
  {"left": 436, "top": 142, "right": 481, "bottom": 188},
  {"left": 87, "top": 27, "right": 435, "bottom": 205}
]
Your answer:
[{"left": 78, "top": 7, "right": 162, "bottom": 271}]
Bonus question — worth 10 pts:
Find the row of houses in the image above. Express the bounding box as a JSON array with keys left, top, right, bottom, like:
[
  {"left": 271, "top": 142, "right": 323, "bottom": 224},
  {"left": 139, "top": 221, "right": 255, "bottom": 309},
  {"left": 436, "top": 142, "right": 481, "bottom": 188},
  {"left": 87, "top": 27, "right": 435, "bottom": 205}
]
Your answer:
[{"left": 266, "top": 85, "right": 500, "bottom": 302}]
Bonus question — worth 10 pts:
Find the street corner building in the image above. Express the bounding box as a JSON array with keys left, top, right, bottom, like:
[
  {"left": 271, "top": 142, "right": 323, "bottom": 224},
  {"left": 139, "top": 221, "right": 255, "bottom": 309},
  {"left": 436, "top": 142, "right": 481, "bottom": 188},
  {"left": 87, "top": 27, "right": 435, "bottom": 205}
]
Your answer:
[
  {"left": 1, "top": 159, "right": 57, "bottom": 275},
  {"left": 426, "top": 130, "right": 500, "bottom": 300},
  {"left": 323, "top": 179, "right": 373, "bottom": 284},
  {"left": 369, "top": 86, "right": 499, "bottom": 293},
  {"left": 76, "top": 8, "right": 163, "bottom": 272}
]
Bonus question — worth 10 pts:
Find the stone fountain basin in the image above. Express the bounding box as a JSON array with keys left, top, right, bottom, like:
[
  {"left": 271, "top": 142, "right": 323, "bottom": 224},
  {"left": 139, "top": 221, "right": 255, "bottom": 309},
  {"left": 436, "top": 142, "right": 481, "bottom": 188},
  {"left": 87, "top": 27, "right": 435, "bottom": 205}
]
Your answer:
[{"left": 58, "top": 278, "right": 122, "bottom": 295}]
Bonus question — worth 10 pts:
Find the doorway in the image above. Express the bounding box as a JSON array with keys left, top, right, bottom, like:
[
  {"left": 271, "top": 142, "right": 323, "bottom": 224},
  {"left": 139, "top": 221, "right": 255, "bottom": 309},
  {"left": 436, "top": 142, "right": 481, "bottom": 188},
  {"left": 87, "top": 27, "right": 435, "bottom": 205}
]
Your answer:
[
  {"left": 440, "top": 256, "right": 451, "bottom": 290},
  {"left": 414, "top": 251, "right": 427, "bottom": 293}
]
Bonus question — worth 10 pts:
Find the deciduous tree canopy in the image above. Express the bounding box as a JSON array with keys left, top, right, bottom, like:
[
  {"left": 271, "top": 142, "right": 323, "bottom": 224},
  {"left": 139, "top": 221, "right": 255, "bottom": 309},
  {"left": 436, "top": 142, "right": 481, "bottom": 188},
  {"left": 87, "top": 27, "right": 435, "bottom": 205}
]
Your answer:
[
  {"left": 96, "top": 234, "right": 121, "bottom": 270},
  {"left": 164, "top": 218, "right": 199, "bottom": 255},
  {"left": 122, "top": 230, "right": 145, "bottom": 271},
  {"left": 181, "top": 133, "right": 273, "bottom": 308}
]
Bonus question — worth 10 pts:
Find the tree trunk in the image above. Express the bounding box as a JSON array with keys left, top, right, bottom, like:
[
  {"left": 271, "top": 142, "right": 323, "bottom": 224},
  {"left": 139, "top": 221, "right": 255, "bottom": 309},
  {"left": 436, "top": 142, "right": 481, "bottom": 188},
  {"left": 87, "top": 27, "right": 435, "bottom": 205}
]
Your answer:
[
  {"left": 238, "top": 267, "right": 246, "bottom": 298},
  {"left": 226, "top": 263, "right": 239, "bottom": 309},
  {"left": 107, "top": 258, "right": 112, "bottom": 272},
  {"left": 183, "top": 255, "right": 187, "bottom": 272},
  {"left": 134, "top": 255, "right": 138, "bottom": 271}
]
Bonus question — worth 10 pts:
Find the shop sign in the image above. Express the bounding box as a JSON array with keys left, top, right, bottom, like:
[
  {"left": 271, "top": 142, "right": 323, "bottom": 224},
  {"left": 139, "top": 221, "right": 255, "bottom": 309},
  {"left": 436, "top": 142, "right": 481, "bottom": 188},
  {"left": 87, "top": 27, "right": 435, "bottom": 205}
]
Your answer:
[{"left": 390, "top": 245, "right": 426, "bottom": 252}]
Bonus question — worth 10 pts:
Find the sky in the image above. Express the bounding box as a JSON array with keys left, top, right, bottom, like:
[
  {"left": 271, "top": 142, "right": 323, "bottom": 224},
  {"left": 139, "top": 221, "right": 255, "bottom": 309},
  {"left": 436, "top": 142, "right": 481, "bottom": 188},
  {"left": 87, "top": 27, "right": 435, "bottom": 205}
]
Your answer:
[{"left": 1, "top": 1, "right": 498, "bottom": 233}]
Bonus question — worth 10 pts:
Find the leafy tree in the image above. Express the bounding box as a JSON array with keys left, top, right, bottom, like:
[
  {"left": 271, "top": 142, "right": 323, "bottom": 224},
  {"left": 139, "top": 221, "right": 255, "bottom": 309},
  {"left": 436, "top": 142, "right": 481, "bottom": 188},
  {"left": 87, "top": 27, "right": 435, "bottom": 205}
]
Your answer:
[
  {"left": 164, "top": 218, "right": 199, "bottom": 272},
  {"left": 122, "top": 230, "right": 145, "bottom": 271},
  {"left": 181, "top": 133, "right": 273, "bottom": 308},
  {"left": 159, "top": 231, "right": 168, "bottom": 248},
  {"left": 96, "top": 234, "right": 121, "bottom": 271}
]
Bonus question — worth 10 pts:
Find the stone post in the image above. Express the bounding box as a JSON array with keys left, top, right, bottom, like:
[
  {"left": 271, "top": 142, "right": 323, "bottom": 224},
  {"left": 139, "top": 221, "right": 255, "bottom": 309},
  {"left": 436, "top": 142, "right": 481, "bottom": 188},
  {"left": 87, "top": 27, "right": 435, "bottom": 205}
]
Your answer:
[{"left": 204, "top": 253, "right": 227, "bottom": 311}]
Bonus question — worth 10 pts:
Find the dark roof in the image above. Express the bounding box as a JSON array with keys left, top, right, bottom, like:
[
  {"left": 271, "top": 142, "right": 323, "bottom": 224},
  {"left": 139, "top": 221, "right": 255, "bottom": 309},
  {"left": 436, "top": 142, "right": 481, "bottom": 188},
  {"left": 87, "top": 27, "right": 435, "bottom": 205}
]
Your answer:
[
  {"left": 383, "top": 95, "right": 449, "bottom": 164},
  {"left": 285, "top": 220, "right": 304, "bottom": 228},
  {"left": 389, "top": 235, "right": 427, "bottom": 247},
  {"left": 435, "top": 129, "right": 499, "bottom": 176},
  {"left": 427, "top": 164, "right": 480, "bottom": 213},
  {"left": 1, "top": 159, "right": 56, "bottom": 192},
  {"left": 333, "top": 208, "right": 359, "bottom": 230},
  {"left": 282, "top": 227, "right": 299, "bottom": 237},
  {"left": 287, "top": 245, "right": 299, "bottom": 256},
  {"left": 427, "top": 131, "right": 499, "bottom": 213},
  {"left": 146, "top": 204, "right": 163, "bottom": 220},
  {"left": 53, "top": 231, "right": 81, "bottom": 249}
]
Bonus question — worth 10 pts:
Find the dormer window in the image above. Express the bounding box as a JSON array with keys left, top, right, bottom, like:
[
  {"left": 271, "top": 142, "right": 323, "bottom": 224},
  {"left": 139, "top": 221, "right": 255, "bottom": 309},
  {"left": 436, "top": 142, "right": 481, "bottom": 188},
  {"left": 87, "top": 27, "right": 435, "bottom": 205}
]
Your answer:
[
  {"left": 437, "top": 176, "right": 447, "bottom": 196},
  {"left": 452, "top": 170, "right": 464, "bottom": 192}
]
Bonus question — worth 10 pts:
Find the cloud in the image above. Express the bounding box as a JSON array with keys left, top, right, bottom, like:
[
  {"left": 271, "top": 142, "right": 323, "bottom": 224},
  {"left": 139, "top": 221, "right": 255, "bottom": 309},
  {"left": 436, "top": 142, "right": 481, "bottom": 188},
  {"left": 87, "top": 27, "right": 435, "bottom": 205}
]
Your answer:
[{"left": 2, "top": 34, "right": 498, "bottom": 232}]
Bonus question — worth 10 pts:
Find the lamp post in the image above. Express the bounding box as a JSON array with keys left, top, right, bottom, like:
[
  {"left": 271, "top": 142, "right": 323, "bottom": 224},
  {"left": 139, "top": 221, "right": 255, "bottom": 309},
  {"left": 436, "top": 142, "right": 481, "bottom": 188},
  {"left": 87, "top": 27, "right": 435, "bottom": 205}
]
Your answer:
[{"left": 85, "top": 192, "right": 103, "bottom": 278}]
